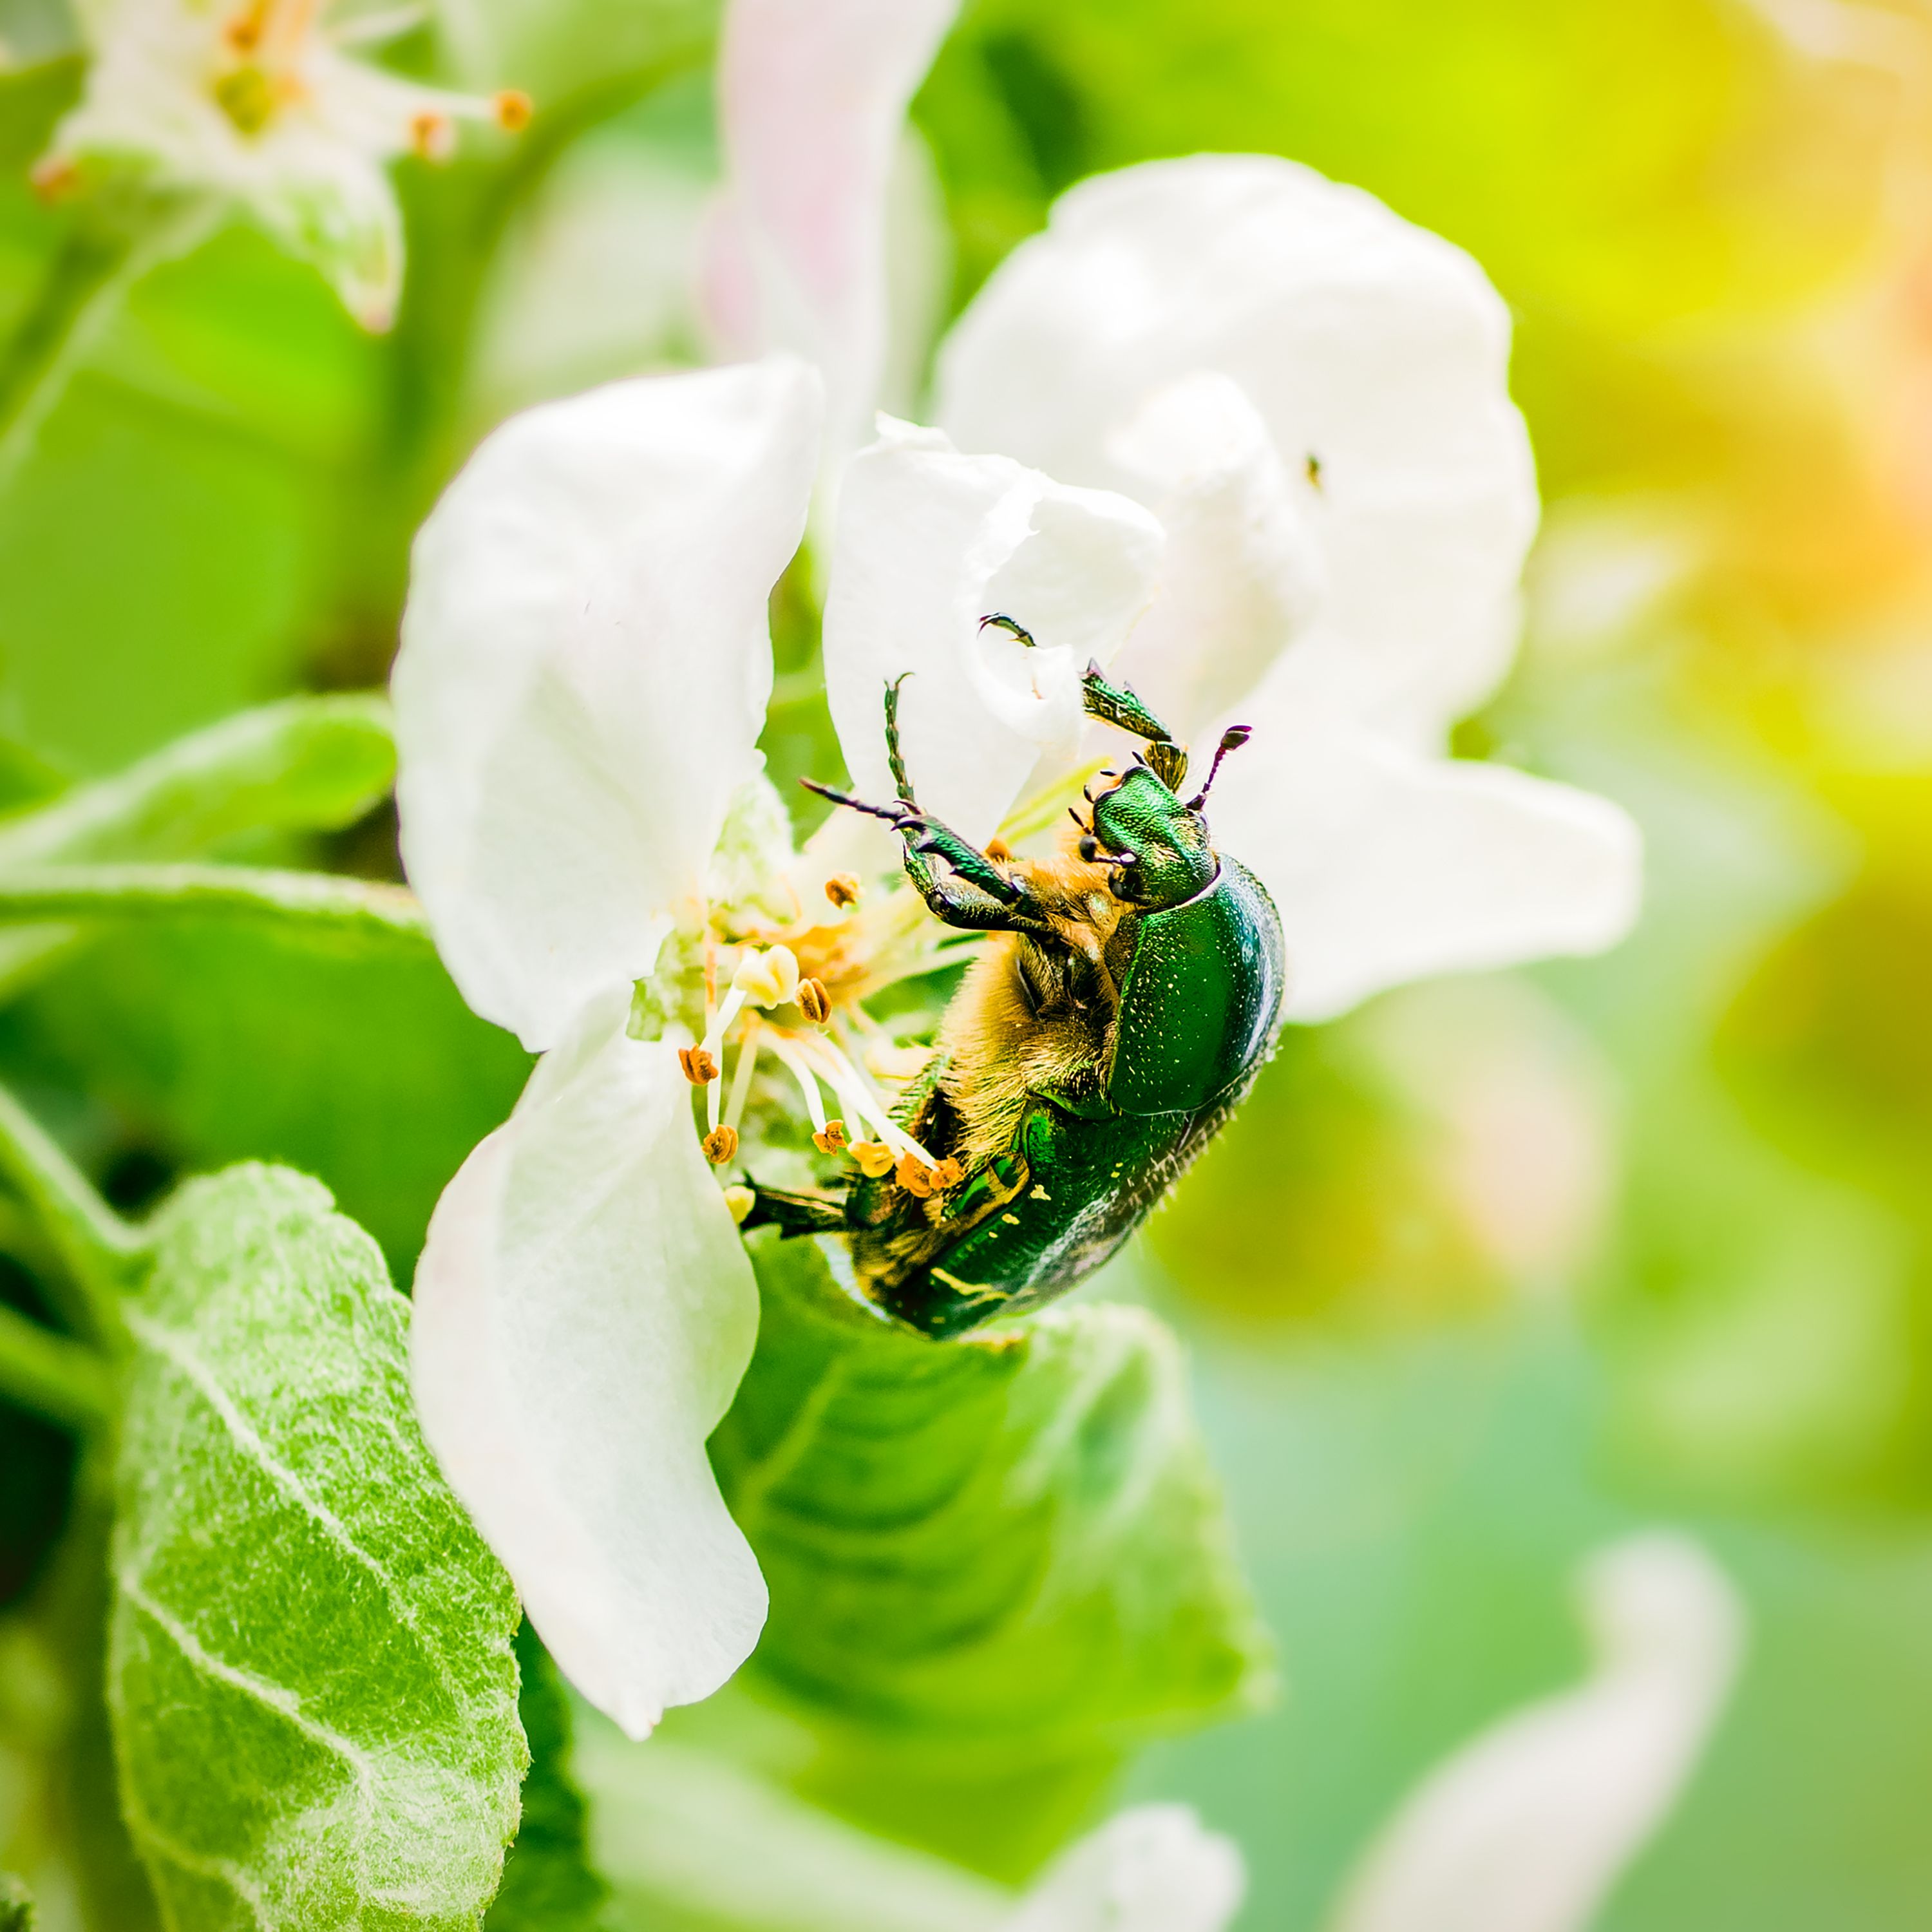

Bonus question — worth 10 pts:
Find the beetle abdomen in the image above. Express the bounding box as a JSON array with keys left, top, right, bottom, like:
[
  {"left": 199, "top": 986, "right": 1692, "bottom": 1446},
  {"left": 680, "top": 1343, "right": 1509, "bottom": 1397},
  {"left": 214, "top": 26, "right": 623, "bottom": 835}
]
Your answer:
[{"left": 1105, "top": 856, "right": 1285, "bottom": 1117}]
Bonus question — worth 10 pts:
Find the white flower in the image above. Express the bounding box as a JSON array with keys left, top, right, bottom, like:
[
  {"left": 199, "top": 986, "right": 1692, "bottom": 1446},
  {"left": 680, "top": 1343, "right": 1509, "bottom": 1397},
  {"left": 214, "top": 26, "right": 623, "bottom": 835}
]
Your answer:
[
  {"left": 40, "top": 0, "right": 531, "bottom": 329},
  {"left": 703, "top": 0, "right": 965, "bottom": 477},
  {"left": 1003, "top": 1805, "right": 1245, "bottom": 1932},
  {"left": 1329, "top": 1533, "right": 1744, "bottom": 1932},
  {"left": 394, "top": 354, "right": 1162, "bottom": 1734},
  {"left": 392, "top": 8, "right": 1645, "bottom": 1741}
]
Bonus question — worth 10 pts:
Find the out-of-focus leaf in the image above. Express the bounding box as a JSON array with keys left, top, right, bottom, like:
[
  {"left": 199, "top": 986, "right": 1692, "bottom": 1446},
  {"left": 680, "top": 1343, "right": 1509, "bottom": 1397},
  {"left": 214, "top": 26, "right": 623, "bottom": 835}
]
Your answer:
[
  {"left": 486, "top": 1623, "right": 611, "bottom": 1932},
  {"left": 0, "top": 922, "right": 530, "bottom": 1273},
  {"left": 710, "top": 1235, "right": 1272, "bottom": 1880},
  {"left": 0, "top": 695, "right": 396, "bottom": 862},
  {"left": 109, "top": 1164, "right": 526, "bottom": 1927},
  {"left": 0, "top": 1255, "right": 77, "bottom": 1609}
]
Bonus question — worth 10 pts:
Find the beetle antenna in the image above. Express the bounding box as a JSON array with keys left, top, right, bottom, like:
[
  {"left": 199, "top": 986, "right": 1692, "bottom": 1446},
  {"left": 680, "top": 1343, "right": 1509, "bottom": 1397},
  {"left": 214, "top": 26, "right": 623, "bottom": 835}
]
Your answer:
[
  {"left": 1184, "top": 726, "right": 1253, "bottom": 811},
  {"left": 800, "top": 777, "right": 911, "bottom": 824}
]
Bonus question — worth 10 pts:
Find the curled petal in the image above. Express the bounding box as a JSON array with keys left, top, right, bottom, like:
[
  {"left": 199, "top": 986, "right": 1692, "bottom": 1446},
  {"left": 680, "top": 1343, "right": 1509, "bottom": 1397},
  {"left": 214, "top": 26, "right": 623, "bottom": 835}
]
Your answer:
[
  {"left": 1104, "top": 371, "right": 1323, "bottom": 743},
  {"left": 936, "top": 156, "right": 1537, "bottom": 741},
  {"left": 823, "top": 418, "right": 1162, "bottom": 845},
  {"left": 1006, "top": 1805, "right": 1245, "bottom": 1932},
  {"left": 394, "top": 357, "right": 822, "bottom": 1050},
  {"left": 410, "top": 992, "right": 765, "bottom": 1739},
  {"left": 1330, "top": 1533, "right": 1743, "bottom": 1932},
  {"left": 706, "top": 0, "right": 962, "bottom": 464},
  {"left": 1206, "top": 692, "right": 1642, "bottom": 1023}
]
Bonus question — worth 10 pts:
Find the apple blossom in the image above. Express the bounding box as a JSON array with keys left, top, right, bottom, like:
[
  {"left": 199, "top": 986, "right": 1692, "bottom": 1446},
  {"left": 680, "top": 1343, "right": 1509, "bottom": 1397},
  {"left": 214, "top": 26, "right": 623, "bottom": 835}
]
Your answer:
[
  {"left": 39, "top": 0, "right": 531, "bottom": 329},
  {"left": 393, "top": 24, "right": 1643, "bottom": 1739}
]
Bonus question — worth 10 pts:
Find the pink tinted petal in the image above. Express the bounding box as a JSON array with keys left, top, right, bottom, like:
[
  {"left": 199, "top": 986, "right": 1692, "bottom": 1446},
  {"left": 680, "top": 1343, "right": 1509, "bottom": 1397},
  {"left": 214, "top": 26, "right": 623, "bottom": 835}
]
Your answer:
[
  {"left": 393, "top": 357, "right": 821, "bottom": 1050},
  {"left": 411, "top": 992, "right": 764, "bottom": 1739},
  {"left": 708, "top": 0, "right": 961, "bottom": 462}
]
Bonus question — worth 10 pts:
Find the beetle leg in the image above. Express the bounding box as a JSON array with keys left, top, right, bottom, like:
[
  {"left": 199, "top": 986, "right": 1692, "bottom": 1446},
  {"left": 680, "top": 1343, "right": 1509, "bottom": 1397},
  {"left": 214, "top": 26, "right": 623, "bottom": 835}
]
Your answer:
[
  {"left": 737, "top": 1181, "right": 853, "bottom": 1238},
  {"left": 799, "top": 778, "right": 1057, "bottom": 936},
  {"left": 1079, "top": 660, "right": 1189, "bottom": 792}
]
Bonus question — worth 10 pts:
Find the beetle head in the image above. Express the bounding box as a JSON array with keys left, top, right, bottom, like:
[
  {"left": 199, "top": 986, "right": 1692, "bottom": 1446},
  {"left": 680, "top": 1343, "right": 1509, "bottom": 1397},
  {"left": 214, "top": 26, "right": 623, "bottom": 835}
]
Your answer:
[{"left": 1084, "top": 765, "right": 1217, "bottom": 909}]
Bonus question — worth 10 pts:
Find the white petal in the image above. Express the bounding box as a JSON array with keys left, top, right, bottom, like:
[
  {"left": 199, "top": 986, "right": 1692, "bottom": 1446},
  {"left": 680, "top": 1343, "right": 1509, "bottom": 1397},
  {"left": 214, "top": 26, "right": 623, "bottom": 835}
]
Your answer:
[
  {"left": 935, "top": 156, "right": 1538, "bottom": 741},
  {"left": 410, "top": 991, "right": 764, "bottom": 1739},
  {"left": 822, "top": 419, "right": 1163, "bottom": 845},
  {"left": 706, "top": 0, "right": 962, "bottom": 467},
  {"left": 1005, "top": 1805, "right": 1245, "bottom": 1932},
  {"left": 1329, "top": 1533, "right": 1743, "bottom": 1932},
  {"left": 1103, "top": 372, "right": 1323, "bottom": 743},
  {"left": 393, "top": 357, "right": 822, "bottom": 1051},
  {"left": 1205, "top": 692, "right": 1642, "bottom": 1023}
]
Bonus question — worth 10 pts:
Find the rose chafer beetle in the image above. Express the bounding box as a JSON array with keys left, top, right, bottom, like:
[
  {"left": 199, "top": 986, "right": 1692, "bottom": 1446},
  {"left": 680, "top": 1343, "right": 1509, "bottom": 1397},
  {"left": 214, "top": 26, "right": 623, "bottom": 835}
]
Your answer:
[{"left": 746, "top": 618, "right": 1286, "bottom": 1339}]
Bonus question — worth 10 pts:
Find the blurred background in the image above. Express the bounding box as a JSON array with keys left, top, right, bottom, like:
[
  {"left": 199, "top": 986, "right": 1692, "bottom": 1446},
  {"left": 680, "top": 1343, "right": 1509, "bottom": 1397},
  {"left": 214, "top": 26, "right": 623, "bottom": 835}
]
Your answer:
[{"left": 5, "top": 0, "right": 1932, "bottom": 1924}]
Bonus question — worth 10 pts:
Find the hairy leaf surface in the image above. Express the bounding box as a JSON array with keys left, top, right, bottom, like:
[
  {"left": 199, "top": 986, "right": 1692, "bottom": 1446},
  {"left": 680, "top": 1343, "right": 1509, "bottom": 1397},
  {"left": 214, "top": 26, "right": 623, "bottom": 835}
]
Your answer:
[
  {"left": 109, "top": 1164, "right": 526, "bottom": 1929},
  {"left": 710, "top": 1235, "right": 1271, "bottom": 1873}
]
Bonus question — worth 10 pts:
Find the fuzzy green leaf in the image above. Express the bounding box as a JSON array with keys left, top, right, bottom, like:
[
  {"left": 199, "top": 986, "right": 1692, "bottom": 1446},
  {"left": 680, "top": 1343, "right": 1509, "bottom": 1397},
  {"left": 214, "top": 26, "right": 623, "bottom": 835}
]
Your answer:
[
  {"left": 710, "top": 1235, "right": 1272, "bottom": 1875},
  {"left": 108, "top": 1164, "right": 526, "bottom": 1929}
]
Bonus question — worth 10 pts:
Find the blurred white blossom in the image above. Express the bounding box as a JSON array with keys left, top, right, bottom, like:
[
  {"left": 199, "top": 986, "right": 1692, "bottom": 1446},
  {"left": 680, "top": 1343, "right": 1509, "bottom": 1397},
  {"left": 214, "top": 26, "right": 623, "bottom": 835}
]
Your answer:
[{"left": 40, "top": 0, "right": 529, "bottom": 328}]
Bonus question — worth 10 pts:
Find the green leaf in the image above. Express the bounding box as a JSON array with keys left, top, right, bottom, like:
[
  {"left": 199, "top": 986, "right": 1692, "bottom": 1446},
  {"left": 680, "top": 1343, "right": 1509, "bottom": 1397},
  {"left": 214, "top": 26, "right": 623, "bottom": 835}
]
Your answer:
[
  {"left": 709, "top": 1235, "right": 1272, "bottom": 1878},
  {"left": 0, "top": 1871, "right": 35, "bottom": 1931},
  {"left": 109, "top": 1164, "right": 526, "bottom": 1928},
  {"left": 486, "top": 1624, "right": 610, "bottom": 1932},
  {"left": 0, "top": 696, "right": 396, "bottom": 864}
]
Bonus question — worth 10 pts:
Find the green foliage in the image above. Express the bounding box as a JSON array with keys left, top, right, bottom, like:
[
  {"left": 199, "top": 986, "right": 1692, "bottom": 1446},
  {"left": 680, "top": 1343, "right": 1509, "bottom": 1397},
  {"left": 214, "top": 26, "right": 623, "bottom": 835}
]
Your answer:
[
  {"left": 108, "top": 1164, "right": 526, "bottom": 1929},
  {"left": 711, "top": 1235, "right": 1272, "bottom": 1878},
  {"left": 486, "top": 1624, "right": 610, "bottom": 1932}
]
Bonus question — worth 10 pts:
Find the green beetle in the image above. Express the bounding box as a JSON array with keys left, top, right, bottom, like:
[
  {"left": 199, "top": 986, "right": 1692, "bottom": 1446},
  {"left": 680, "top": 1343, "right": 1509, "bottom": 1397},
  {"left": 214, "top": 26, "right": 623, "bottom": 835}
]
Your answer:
[{"left": 748, "top": 619, "right": 1286, "bottom": 1339}]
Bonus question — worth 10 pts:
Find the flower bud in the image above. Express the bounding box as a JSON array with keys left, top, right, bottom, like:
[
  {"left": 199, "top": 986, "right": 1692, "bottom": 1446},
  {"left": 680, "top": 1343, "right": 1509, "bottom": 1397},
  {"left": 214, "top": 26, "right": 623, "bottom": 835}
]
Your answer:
[
  {"left": 677, "top": 1045, "right": 719, "bottom": 1086},
  {"left": 702, "top": 1124, "right": 739, "bottom": 1166},
  {"left": 798, "top": 978, "right": 831, "bottom": 1025}
]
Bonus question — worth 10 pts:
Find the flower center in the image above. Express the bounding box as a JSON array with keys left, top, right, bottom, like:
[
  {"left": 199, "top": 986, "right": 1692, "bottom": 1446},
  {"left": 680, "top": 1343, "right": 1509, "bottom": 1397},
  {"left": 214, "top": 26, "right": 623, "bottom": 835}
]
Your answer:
[{"left": 214, "top": 0, "right": 316, "bottom": 135}]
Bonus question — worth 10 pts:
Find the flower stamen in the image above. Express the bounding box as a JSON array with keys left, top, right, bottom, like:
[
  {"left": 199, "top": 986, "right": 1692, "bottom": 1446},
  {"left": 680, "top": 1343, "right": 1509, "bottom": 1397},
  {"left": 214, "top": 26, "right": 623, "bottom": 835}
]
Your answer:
[
  {"left": 678, "top": 1045, "right": 719, "bottom": 1086},
  {"left": 702, "top": 1124, "right": 738, "bottom": 1166}
]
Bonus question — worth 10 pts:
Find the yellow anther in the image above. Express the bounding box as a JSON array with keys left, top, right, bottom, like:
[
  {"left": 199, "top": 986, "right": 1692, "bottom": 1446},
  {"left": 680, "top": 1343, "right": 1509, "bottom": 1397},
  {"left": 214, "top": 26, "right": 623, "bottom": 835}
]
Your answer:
[
  {"left": 895, "top": 1153, "right": 934, "bottom": 1198},
  {"left": 702, "top": 1124, "right": 739, "bottom": 1166},
  {"left": 723, "top": 1185, "right": 755, "bottom": 1226},
  {"left": 677, "top": 1045, "right": 719, "bottom": 1086},
  {"left": 850, "top": 1140, "right": 895, "bottom": 1179},
  {"left": 824, "top": 873, "right": 862, "bottom": 909},
  {"left": 985, "top": 838, "right": 1013, "bottom": 864},
  {"left": 929, "top": 1157, "right": 963, "bottom": 1190},
  {"left": 410, "top": 110, "right": 455, "bottom": 161},
  {"left": 798, "top": 978, "right": 831, "bottom": 1027},
  {"left": 493, "top": 88, "right": 534, "bottom": 131},
  {"left": 812, "top": 1118, "right": 848, "bottom": 1154},
  {"left": 29, "top": 156, "right": 78, "bottom": 204},
  {"left": 732, "top": 943, "right": 800, "bottom": 1009}
]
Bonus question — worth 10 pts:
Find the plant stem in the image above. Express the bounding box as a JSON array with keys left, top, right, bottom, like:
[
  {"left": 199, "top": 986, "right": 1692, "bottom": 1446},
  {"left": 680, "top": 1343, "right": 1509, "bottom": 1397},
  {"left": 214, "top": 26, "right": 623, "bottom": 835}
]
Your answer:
[
  {"left": 0, "top": 1084, "right": 140, "bottom": 1349},
  {"left": 0, "top": 1299, "right": 111, "bottom": 1432},
  {"left": 0, "top": 196, "right": 220, "bottom": 486},
  {"left": 0, "top": 863, "right": 434, "bottom": 951}
]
